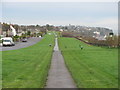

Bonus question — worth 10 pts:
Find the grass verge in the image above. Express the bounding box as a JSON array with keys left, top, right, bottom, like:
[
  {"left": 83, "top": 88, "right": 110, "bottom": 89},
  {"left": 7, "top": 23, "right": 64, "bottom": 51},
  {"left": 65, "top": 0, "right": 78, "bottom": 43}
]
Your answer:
[
  {"left": 58, "top": 37, "right": 118, "bottom": 88},
  {"left": 2, "top": 33, "right": 55, "bottom": 88}
]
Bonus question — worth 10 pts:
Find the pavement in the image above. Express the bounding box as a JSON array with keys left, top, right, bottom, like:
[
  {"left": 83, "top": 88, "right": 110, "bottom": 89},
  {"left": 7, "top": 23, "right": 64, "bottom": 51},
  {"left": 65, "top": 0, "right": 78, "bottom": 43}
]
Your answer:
[
  {"left": 45, "top": 38, "right": 77, "bottom": 88},
  {"left": 0, "top": 37, "right": 42, "bottom": 51}
]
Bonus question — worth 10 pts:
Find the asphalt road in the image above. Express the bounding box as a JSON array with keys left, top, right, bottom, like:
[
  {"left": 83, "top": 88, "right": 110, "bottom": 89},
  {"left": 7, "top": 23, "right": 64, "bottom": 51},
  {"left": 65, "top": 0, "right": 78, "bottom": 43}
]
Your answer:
[
  {"left": 0, "top": 37, "right": 42, "bottom": 51},
  {"left": 45, "top": 38, "right": 77, "bottom": 88}
]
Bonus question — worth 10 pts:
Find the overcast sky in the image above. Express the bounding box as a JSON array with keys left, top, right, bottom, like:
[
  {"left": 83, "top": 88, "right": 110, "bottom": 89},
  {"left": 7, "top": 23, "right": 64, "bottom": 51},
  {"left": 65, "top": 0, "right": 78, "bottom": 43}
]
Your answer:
[{"left": 1, "top": 2, "right": 118, "bottom": 34}]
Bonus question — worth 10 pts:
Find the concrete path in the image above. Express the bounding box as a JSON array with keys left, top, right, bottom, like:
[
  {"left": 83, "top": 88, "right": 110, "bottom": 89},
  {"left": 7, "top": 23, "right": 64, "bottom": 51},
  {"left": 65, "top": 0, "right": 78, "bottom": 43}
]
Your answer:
[{"left": 45, "top": 38, "right": 77, "bottom": 88}]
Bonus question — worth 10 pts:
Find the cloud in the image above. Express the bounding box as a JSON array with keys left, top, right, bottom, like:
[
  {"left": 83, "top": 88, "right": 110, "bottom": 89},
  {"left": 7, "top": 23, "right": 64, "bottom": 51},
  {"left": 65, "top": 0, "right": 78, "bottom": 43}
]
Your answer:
[
  {"left": 2, "top": 0, "right": 119, "bottom": 2},
  {"left": 2, "top": 2, "right": 118, "bottom": 34},
  {"left": 94, "top": 18, "right": 117, "bottom": 28},
  {"left": 45, "top": 17, "right": 118, "bottom": 33},
  {"left": 94, "top": 18, "right": 118, "bottom": 34}
]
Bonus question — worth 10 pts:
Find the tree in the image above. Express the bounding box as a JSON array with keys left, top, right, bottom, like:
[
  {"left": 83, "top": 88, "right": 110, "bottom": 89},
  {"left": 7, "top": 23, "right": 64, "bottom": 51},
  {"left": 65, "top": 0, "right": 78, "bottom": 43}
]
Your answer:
[
  {"left": 13, "top": 35, "right": 19, "bottom": 42},
  {"left": 27, "top": 31, "right": 31, "bottom": 36},
  {"left": 2, "top": 23, "right": 9, "bottom": 31},
  {"left": 46, "top": 24, "right": 54, "bottom": 31}
]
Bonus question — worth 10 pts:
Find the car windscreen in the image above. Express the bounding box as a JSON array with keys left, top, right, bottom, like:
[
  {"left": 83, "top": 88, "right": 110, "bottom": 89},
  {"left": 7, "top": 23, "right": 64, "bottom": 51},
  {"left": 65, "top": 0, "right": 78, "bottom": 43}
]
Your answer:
[{"left": 3, "top": 40, "right": 11, "bottom": 42}]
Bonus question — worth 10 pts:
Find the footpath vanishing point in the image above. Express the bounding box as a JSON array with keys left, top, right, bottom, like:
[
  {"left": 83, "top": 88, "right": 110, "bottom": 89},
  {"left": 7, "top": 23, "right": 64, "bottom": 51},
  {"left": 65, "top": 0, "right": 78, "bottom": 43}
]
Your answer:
[{"left": 46, "top": 38, "right": 77, "bottom": 88}]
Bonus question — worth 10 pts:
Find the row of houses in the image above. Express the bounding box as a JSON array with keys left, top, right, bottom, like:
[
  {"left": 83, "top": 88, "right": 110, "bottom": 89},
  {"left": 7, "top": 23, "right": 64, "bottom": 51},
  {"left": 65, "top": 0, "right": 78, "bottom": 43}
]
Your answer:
[{"left": 0, "top": 23, "right": 48, "bottom": 37}]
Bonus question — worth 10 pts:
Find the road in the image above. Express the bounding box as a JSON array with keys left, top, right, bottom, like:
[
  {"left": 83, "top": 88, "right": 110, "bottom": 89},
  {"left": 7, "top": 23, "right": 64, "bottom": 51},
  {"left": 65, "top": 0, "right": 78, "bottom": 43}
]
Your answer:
[
  {"left": 0, "top": 37, "right": 42, "bottom": 51},
  {"left": 45, "top": 38, "right": 77, "bottom": 88}
]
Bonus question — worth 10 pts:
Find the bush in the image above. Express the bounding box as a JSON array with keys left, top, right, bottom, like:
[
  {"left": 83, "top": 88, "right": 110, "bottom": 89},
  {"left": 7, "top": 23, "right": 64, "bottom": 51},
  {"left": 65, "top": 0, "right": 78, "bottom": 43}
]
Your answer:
[
  {"left": 13, "top": 35, "right": 20, "bottom": 42},
  {"left": 62, "top": 31, "right": 119, "bottom": 48},
  {"left": 0, "top": 40, "right": 2, "bottom": 43}
]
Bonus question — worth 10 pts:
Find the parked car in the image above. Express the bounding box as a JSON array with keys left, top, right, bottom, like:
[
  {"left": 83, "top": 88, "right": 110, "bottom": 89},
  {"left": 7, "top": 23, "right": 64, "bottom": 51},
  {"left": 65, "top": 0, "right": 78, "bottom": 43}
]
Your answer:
[
  {"left": 22, "top": 38, "right": 27, "bottom": 42},
  {"left": 2, "top": 37, "right": 15, "bottom": 46}
]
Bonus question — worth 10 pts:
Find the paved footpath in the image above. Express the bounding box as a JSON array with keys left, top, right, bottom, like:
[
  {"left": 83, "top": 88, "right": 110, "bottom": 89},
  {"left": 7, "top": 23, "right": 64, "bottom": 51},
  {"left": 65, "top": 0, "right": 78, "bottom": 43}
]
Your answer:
[{"left": 45, "top": 38, "right": 77, "bottom": 88}]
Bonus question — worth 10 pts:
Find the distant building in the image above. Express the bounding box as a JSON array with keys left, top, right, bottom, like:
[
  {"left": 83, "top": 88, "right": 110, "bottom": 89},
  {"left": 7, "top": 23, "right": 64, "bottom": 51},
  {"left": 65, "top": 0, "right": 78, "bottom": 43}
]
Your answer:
[
  {"left": 60, "top": 29, "right": 63, "bottom": 32},
  {"left": 96, "top": 36, "right": 106, "bottom": 40}
]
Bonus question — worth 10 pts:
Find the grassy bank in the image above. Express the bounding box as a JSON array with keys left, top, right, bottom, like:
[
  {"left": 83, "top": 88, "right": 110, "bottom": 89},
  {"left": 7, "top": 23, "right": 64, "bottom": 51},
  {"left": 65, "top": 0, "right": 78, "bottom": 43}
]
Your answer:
[
  {"left": 2, "top": 33, "right": 55, "bottom": 88},
  {"left": 58, "top": 37, "right": 118, "bottom": 88}
]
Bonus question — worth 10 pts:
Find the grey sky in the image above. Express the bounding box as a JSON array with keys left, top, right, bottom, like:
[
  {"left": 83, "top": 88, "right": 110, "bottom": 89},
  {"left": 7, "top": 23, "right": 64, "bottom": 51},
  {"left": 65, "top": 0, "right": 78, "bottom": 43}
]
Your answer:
[{"left": 2, "top": 2, "right": 118, "bottom": 34}]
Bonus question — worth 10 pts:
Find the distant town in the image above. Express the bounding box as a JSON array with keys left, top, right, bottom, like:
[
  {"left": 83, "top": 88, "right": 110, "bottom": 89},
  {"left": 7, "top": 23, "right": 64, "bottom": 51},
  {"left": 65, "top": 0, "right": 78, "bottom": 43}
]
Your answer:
[{"left": 0, "top": 22, "right": 119, "bottom": 47}]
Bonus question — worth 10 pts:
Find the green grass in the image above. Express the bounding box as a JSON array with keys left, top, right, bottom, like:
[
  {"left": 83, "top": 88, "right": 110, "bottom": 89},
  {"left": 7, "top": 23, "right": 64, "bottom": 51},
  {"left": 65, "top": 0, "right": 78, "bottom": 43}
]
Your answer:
[
  {"left": 0, "top": 51, "right": 2, "bottom": 89},
  {"left": 2, "top": 33, "right": 55, "bottom": 88},
  {"left": 58, "top": 37, "right": 118, "bottom": 88}
]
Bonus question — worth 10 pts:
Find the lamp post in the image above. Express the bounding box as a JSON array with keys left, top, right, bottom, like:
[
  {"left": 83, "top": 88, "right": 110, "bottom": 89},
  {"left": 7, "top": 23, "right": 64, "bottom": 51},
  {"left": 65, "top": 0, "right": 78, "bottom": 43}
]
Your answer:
[{"left": 109, "top": 32, "right": 114, "bottom": 47}]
